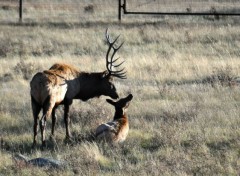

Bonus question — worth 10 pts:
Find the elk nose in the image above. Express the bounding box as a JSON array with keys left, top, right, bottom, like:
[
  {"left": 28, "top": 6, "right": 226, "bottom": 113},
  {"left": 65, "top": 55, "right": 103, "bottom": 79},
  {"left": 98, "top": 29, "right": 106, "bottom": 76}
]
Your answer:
[{"left": 112, "top": 93, "right": 119, "bottom": 99}]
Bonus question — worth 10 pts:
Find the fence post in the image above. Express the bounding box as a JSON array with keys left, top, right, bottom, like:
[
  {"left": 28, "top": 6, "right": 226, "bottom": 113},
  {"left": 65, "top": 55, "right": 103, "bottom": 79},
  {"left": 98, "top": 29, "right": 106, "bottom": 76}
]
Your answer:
[
  {"left": 19, "top": 0, "right": 23, "bottom": 22},
  {"left": 123, "top": 0, "right": 126, "bottom": 13},
  {"left": 118, "top": 0, "right": 122, "bottom": 21}
]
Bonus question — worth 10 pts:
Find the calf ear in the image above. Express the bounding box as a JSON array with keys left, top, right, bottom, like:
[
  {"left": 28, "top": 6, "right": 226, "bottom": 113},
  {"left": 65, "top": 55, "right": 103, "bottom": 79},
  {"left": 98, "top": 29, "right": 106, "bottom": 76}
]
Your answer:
[{"left": 106, "top": 99, "right": 115, "bottom": 105}]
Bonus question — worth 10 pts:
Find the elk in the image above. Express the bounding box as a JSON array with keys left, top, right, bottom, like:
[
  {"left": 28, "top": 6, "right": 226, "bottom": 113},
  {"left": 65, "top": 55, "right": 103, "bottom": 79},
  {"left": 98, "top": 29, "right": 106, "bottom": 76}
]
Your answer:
[
  {"left": 30, "top": 29, "right": 126, "bottom": 148},
  {"left": 95, "top": 94, "right": 133, "bottom": 143}
]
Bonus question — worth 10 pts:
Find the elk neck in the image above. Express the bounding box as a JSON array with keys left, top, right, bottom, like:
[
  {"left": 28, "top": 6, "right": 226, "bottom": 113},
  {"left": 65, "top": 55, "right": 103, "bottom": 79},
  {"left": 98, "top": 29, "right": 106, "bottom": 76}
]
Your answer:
[{"left": 75, "top": 72, "right": 104, "bottom": 101}]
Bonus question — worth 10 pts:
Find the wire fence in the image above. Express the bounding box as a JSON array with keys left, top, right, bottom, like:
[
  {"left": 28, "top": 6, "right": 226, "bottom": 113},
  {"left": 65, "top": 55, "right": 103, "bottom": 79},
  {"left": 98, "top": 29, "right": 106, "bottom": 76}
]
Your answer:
[
  {"left": 0, "top": 0, "right": 118, "bottom": 22},
  {"left": 125, "top": 0, "right": 240, "bottom": 13},
  {"left": 0, "top": 0, "right": 239, "bottom": 22}
]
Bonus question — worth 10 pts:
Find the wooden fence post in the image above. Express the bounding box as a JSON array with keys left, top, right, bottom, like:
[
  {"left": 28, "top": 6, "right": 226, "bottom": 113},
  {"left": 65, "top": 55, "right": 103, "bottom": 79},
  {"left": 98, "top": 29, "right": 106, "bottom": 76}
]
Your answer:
[
  {"left": 19, "top": 0, "right": 22, "bottom": 22},
  {"left": 118, "top": 0, "right": 122, "bottom": 21}
]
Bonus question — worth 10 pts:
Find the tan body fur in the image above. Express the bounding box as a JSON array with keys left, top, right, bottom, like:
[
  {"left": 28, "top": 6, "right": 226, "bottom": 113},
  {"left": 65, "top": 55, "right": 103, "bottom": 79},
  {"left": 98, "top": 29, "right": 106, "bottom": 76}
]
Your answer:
[{"left": 96, "top": 115, "right": 129, "bottom": 143}]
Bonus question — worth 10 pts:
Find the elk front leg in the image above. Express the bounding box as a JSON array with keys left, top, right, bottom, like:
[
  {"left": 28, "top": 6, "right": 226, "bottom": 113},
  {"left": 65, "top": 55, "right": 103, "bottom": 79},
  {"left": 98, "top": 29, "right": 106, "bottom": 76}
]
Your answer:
[
  {"left": 33, "top": 118, "right": 38, "bottom": 148},
  {"left": 64, "top": 103, "right": 71, "bottom": 139},
  {"left": 51, "top": 107, "right": 57, "bottom": 137}
]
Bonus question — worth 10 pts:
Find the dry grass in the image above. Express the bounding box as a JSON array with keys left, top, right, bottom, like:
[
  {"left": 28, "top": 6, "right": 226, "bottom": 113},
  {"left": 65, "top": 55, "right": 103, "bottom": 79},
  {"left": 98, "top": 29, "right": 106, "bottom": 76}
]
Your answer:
[{"left": 0, "top": 0, "right": 240, "bottom": 175}]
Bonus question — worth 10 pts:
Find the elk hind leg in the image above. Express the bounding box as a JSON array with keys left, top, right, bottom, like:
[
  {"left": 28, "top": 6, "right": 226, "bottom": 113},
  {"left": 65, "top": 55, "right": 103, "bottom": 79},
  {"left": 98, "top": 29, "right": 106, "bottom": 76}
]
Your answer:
[
  {"left": 40, "top": 99, "right": 54, "bottom": 148},
  {"left": 31, "top": 96, "right": 41, "bottom": 148},
  {"left": 40, "top": 114, "right": 47, "bottom": 148}
]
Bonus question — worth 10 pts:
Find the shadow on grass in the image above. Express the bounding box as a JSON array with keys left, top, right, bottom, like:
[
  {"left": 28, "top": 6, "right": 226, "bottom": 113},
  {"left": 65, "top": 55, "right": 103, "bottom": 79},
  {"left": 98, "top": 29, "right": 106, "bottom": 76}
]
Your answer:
[
  {"left": 64, "top": 131, "right": 96, "bottom": 145},
  {"left": 140, "top": 135, "right": 164, "bottom": 152},
  {"left": 1, "top": 138, "right": 35, "bottom": 154},
  {"left": 206, "top": 138, "right": 238, "bottom": 152},
  {"left": 0, "top": 123, "right": 32, "bottom": 137},
  {"left": 0, "top": 129, "right": 96, "bottom": 154}
]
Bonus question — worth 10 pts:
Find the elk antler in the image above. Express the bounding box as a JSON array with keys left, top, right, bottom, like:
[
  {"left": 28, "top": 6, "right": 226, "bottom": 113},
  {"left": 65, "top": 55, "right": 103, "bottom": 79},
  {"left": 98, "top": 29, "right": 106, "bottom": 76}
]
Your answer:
[{"left": 105, "top": 28, "right": 126, "bottom": 79}]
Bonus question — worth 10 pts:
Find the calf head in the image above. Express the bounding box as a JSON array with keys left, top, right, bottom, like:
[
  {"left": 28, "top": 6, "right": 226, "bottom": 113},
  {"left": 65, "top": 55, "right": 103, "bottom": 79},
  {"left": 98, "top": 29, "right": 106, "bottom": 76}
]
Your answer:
[{"left": 106, "top": 94, "right": 133, "bottom": 120}]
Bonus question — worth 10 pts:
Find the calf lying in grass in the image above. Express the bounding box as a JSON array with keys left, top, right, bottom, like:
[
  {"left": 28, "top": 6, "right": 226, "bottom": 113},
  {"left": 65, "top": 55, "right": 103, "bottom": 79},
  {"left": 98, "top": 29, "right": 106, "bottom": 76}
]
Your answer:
[{"left": 95, "top": 94, "right": 133, "bottom": 143}]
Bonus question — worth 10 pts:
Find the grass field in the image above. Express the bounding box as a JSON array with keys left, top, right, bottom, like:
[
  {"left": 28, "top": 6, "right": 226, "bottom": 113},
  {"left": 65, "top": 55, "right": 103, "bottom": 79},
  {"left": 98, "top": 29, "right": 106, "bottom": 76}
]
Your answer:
[{"left": 0, "top": 0, "right": 240, "bottom": 175}]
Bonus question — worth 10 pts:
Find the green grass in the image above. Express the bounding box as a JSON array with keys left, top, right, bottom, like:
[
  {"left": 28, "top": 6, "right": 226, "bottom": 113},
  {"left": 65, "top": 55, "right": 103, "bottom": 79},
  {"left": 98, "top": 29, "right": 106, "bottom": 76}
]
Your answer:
[{"left": 0, "top": 0, "right": 240, "bottom": 175}]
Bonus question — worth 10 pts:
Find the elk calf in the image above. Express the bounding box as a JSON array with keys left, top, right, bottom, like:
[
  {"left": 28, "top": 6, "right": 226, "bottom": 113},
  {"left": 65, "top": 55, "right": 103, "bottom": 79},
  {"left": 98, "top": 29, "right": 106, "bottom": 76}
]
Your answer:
[{"left": 95, "top": 94, "right": 133, "bottom": 143}]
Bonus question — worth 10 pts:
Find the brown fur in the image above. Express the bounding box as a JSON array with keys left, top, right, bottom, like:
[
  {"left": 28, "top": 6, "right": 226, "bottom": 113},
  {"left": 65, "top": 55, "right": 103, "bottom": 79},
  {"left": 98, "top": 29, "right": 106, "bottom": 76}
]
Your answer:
[
  {"left": 30, "top": 63, "right": 119, "bottom": 147},
  {"left": 95, "top": 94, "right": 133, "bottom": 143},
  {"left": 49, "top": 63, "right": 80, "bottom": 78}
]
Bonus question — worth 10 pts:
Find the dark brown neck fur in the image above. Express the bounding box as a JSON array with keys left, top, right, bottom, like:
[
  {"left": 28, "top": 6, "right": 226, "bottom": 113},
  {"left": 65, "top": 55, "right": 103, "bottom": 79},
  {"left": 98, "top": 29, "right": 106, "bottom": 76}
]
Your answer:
[
  {"left": 113, "top": 109, "right": 127, "bottom": 120},
  {"left": 75, "top": 72, "right": 103, "bottom": 101}
]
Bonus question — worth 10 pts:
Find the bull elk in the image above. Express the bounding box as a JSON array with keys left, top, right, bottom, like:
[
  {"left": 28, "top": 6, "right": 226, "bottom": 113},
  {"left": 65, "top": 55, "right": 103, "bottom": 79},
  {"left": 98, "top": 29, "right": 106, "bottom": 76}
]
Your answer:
[
  {"left": 95, "top": 94, "right": 133, "bottom": 143},
  {"left": 30, "top": 29, "right": 126, "bottom": 148}
]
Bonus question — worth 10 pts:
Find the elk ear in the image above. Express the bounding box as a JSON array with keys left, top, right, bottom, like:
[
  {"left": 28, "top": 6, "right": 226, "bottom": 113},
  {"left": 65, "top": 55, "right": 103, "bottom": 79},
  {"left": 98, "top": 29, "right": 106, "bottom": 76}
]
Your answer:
[
  {"left": 101, "top": 70, "right": 113, "bottom": 80},
  {"left": 106, "top": 99, "right": 115, "bottom": 105},
  {"left": 101, "top": 70, "right": 108, "bottom": 78}
]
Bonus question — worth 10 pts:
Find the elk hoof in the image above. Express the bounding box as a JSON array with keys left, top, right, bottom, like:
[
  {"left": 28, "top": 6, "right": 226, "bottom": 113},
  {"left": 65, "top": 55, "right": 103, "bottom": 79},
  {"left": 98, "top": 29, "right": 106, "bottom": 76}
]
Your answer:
[
  {"left": 31, "top": 143, "right": 36, "bottom": 149},
  {"left": 49, "top": 135, "right": 56, "bottom": 141},
  {"left": 64, "top": 136, "right": 74, "bottom": 144},
  {"left": 40, "top": 141, "right": 47, "bottom": 150}
]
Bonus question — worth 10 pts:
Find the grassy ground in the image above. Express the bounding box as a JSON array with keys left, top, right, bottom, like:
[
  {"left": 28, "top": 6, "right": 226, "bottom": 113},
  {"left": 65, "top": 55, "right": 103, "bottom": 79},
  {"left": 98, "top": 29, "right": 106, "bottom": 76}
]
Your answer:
[{"left": 0, "top": 1, "right": 240, "bottom": 175}]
